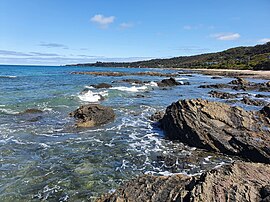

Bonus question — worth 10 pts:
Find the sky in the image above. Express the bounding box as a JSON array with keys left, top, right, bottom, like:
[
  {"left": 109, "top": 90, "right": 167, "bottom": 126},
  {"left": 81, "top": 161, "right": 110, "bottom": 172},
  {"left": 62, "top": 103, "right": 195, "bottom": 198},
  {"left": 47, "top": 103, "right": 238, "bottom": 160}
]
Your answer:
[{"left": 0, "top": 0, "right": 270, "bottom": 65}]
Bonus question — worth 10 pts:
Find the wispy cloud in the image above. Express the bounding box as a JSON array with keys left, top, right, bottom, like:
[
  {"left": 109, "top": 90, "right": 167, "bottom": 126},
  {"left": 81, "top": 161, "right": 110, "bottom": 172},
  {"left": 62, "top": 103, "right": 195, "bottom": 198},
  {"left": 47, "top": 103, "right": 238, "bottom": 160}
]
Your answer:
[
  {"left": 257, "top": 38, "right": 270, "bottom": 43},
  {"left": 0, "top": 50, "right": 32, "bottom": 56},
  {"left": 0, "top": 49, "right": 153, "bottom": 65},
  {"left": 211, "top": 33, "right": 240, "bottom": 41},
  {"left": 90, "top": 14, "right": 115, "bottom": 28},
  {"left": 183, "top": 24, "right": 215, "bottom": 31},
  {"left": 39, "top": 42, "right": 68, "bottom": 49},
  {"left": 30, "top": 52, "right": 60, "bottom": 57},
  {"left": 120, "top": 22, "right": 133, "bottom": 29}
]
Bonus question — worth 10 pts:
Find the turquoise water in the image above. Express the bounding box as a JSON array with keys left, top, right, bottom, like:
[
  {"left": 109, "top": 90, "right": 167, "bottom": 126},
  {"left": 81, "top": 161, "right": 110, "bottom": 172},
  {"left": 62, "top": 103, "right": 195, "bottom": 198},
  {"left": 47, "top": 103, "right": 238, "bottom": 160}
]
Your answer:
[{"left": 0, "top": 65, "right": 268, "bottom": 201}]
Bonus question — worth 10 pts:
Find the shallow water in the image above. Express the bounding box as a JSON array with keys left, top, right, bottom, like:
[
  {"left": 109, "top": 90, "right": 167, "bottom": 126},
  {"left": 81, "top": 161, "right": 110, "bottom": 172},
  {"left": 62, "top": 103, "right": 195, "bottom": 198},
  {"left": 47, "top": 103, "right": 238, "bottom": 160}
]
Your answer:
[{"left": 0, "top": 65, "right": 268, "bottom": 201}]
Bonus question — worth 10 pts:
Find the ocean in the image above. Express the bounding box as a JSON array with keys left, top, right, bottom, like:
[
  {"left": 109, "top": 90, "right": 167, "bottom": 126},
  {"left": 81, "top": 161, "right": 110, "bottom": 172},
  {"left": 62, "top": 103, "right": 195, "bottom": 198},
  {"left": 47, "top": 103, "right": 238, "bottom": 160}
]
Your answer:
[{"left": 0, "top": 65, "right": 268, "bottom": 201}]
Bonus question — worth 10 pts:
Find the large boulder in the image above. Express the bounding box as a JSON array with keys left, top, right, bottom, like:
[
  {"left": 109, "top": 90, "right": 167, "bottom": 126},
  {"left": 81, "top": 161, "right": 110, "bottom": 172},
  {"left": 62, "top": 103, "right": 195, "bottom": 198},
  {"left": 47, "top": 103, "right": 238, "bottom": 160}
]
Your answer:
[
  {"left": 69, "top": 104, "right": 115, "bottom": 127},
  {"left": 157, "top": 77, "right": 180, "bottom": 87},
  {"left": 97, "top": 161, "right": 270, "bottom": 202},
  {"left": 160, "top": 99, "right": 270, "bottom": 163}
]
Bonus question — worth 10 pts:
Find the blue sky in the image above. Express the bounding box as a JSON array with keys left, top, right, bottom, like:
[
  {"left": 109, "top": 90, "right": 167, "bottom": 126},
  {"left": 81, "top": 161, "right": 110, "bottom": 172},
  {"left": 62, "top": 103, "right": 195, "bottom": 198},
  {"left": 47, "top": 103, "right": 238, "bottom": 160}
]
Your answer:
[{"left": 0, "top": 0, "right": 269, "bottom": 65}]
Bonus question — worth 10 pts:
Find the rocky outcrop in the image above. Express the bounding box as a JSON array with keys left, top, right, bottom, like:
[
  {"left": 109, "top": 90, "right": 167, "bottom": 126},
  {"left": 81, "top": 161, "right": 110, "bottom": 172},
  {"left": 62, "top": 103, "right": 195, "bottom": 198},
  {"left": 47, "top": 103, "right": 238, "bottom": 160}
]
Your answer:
[
  {"left": 200, "top": 77, "right": 270, "bottom": 92},
  {"left": 160, "top": 99, "right": 270, "bottom": 163},
  {"left": 69, "top": 104, "right": 115, "bottom": 127},
  {"left": 208, "top": 90, "right": 238, "bottom": 99},
  {"left": 91, "top": 83, "right": 112, "bottom": 89},
  {"left": 150, "top": 111, "right": 165, "bottom": 122},
  {"left": 157, "top": 77, "right": 180, "bottom": 87},
  {"left": 113, "top": 79, "right": 144, "bottom": 84},
  {"left": 241, "top": 96, "right": 268, "bottom": 106},
  {"left": 97, "top": 161, "right": 270, "bottom": 202}
]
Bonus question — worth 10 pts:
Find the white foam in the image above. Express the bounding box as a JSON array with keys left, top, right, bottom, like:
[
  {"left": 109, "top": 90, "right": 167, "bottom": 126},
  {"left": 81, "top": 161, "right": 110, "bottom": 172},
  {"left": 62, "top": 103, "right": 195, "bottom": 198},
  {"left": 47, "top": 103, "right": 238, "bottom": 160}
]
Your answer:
[
  {"left": 0, "top": 108, "right": 19, "bottom": 115},
  {"left": 175, "top": 77, "right": 189, "bottom": 80},
  {"left": 78, "top": 90, "right": 107, "bottom": 102},
  {"left": 85, "top": 85, "right": 95, "bottom": 89},
  {"left": 0, "top": 75, "right": 17, "bottom": 78},
  {"left": 145, "top": 81, "right": 158, "bottom": 87},
  {"left": 110, "top": 85, "right": 148, "bottom": 92}
]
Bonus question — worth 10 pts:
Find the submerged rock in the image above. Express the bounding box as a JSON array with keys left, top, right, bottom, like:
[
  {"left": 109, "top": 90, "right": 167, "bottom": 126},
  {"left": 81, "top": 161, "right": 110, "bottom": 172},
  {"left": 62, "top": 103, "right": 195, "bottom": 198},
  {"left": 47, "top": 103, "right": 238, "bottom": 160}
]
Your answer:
[
  {"left": 97, "top": 161, "right": 270, "bottom": 202},
  {"left": 113, "top": 79, "right": 144, "bottom": 84},
  {"left": 20, "top": 109, "right": 43, "bottom": 114},
  {"left": 160, "top": 99, "right": 270, "bottom": 163},
  {"left": 69, "top": 104, "right": 115, "bottom": 127},
  {"left": 157, "top": 77, "right": 180, "bottom": 87},
  {"left": 91, "top": 83, "right": 112, "bottom": 89}
]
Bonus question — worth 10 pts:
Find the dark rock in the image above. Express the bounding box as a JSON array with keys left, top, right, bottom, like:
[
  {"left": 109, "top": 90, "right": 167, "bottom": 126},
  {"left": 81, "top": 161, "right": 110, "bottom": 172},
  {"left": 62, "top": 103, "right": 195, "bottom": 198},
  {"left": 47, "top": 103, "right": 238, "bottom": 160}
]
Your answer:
[
  {"left": 20, "top": 109, "right": 43, "bottom": 114},
  {"left": 198, "top": 83, "right": 230, "bottom": 89},
  {"left": 134, "top": 94, "right": 145, "bottom": 98},
  {"left": 91, "top": 83, "right": 112, "bottom": 89},
  {"left": 113, "top": 79, "right": 144, "bottom": 84},
  {"left": 157, "top": 77, "right": 180, "bottom": 87},
  {"left": 229, "top": 77, "right": 250, "bottom": 85},
  {"left": 150, "top": 111, "right": 165, "bottom": 122},
  {"left": 97, "top": 161, "right": 270, "bottom": 202},
  {"left": 241, "top": 96, "right": 268, "bottom": 106},
  {"left": 266, "top": 81, "right": 270, "bottom": 87},
  {"left": 211, "top": 76, "right": 223, "bottom": 79},
  {"left": 69, "top": 104, "right": 115, "bottom": 127},
  {"left": 255, "top": 94, "right": 270, "bottom": 98},
  {"left": 260, "top": 104, "right": 270, "bottom": 118},
  {"left": 208, "top": 90, "right": 238, "bottom": 99},
  {"left": 160, "top": 99, "right": 270, "bottom": 163}
]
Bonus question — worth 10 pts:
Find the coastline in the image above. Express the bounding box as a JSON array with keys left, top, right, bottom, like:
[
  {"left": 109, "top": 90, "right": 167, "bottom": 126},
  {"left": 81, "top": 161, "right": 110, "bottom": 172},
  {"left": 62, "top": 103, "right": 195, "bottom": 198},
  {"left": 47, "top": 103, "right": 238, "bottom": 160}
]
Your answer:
[{"left": 177, "top": 68, "right": 270, "bottom": 80}]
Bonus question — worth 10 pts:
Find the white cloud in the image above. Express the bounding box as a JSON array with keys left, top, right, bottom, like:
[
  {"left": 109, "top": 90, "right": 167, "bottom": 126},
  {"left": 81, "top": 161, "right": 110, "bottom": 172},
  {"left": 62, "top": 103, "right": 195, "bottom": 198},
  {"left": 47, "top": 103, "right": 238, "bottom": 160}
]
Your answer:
[
  {"left": 211, "top": 33, "right": 240, "bottom": 41},
  {"left": 90, "top": 14, "right": 115, "bottom": 28},
  {"left": 120, "top": 22, "right": 133, "bottom": 29},
  {"left": 258, "top": 38, "right": 270, "bottom": 43}
]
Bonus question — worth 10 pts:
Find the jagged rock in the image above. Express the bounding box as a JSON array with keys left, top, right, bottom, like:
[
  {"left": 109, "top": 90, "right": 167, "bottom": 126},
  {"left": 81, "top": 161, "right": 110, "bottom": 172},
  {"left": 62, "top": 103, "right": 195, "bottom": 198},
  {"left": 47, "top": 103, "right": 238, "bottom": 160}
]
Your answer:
[
  {"left": 97, "top": 161, "right": 270, "bottom": 202},
  {"left": 229, "top": 77, "right": 250, "bottom": 85},
  {"left": 69, "top": 104, "right": 115, "bottom": 127},
  {"left": 241, "top": 96, "right": 268, "bottom": 106},
  {"left": 91, "top": 83, "right": 112, "bottom": 89},
  {"left": 160, "top": 99, "right": 270, "bottom": 163},
  {"left": 157, "top": 77, "right": 180, "bottom": 87},
  {"left": 198, "top": 83, "right": 230, "bottom": 89},
  {"left": 149, "top": 111, "right": 165, "bottom": 122},
  {"left": 208, "top": 90, "right": 238, "bottom": 99}
]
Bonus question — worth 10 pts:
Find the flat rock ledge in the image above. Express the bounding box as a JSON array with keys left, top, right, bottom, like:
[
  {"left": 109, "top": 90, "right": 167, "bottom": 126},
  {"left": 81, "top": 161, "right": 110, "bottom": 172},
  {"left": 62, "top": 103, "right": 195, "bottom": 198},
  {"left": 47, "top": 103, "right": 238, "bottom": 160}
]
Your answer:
[
  {"left": 69, "top": 104, "right": 115, "bottom": 127},
  {"left": 97, "top": 161, "right": 270, "bottom": 202},
  {"left": 160, "top": 99, "right": 270, "bottom": 163}
]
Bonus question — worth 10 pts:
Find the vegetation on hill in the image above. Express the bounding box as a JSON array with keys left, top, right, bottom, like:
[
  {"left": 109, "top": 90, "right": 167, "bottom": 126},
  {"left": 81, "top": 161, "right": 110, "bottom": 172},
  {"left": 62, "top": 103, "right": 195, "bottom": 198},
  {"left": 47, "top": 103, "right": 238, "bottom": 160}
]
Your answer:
[{"left": 69, "top": 42, "right": 270, "bottom": 70}]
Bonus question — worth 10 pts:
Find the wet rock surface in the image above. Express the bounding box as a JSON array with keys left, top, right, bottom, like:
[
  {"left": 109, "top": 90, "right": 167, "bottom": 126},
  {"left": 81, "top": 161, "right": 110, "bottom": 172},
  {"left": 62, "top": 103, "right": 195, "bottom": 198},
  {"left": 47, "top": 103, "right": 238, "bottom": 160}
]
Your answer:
[
  {"left": 241, "top": 96, "right": 268, "bottom": 106},
  {"left": 208, "top": 90, "right": 239, "bottom": 99},
  {"left": 160, "top": 98, "right": 270, "bottom": 163},
  {"left": 91, "top": 83, "right": 112, "bottom": 89},
  {"left": 69, "top": 104, "right": 115, "bottom": 127},
  {"left": 157, "top": 77, "right": 181, "bottom": 87},
  {"left": 97, "top": 161, "right": 270, "bottom": 202}
]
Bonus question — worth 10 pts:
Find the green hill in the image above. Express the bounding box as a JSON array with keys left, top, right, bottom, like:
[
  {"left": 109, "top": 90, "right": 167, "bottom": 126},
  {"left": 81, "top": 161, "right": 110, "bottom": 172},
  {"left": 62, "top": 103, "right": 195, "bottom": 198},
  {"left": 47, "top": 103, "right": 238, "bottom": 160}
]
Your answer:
[{"left": 69, "top": 42, "right": 270, "bottom": 70}]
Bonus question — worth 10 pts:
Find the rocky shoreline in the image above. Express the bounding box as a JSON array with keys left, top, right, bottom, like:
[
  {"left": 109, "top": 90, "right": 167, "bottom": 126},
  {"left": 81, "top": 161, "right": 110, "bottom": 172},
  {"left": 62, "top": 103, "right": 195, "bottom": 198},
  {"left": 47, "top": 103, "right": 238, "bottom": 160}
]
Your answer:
[{"left": 67, "top": 71, "right": 270, "bottom": 201}]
